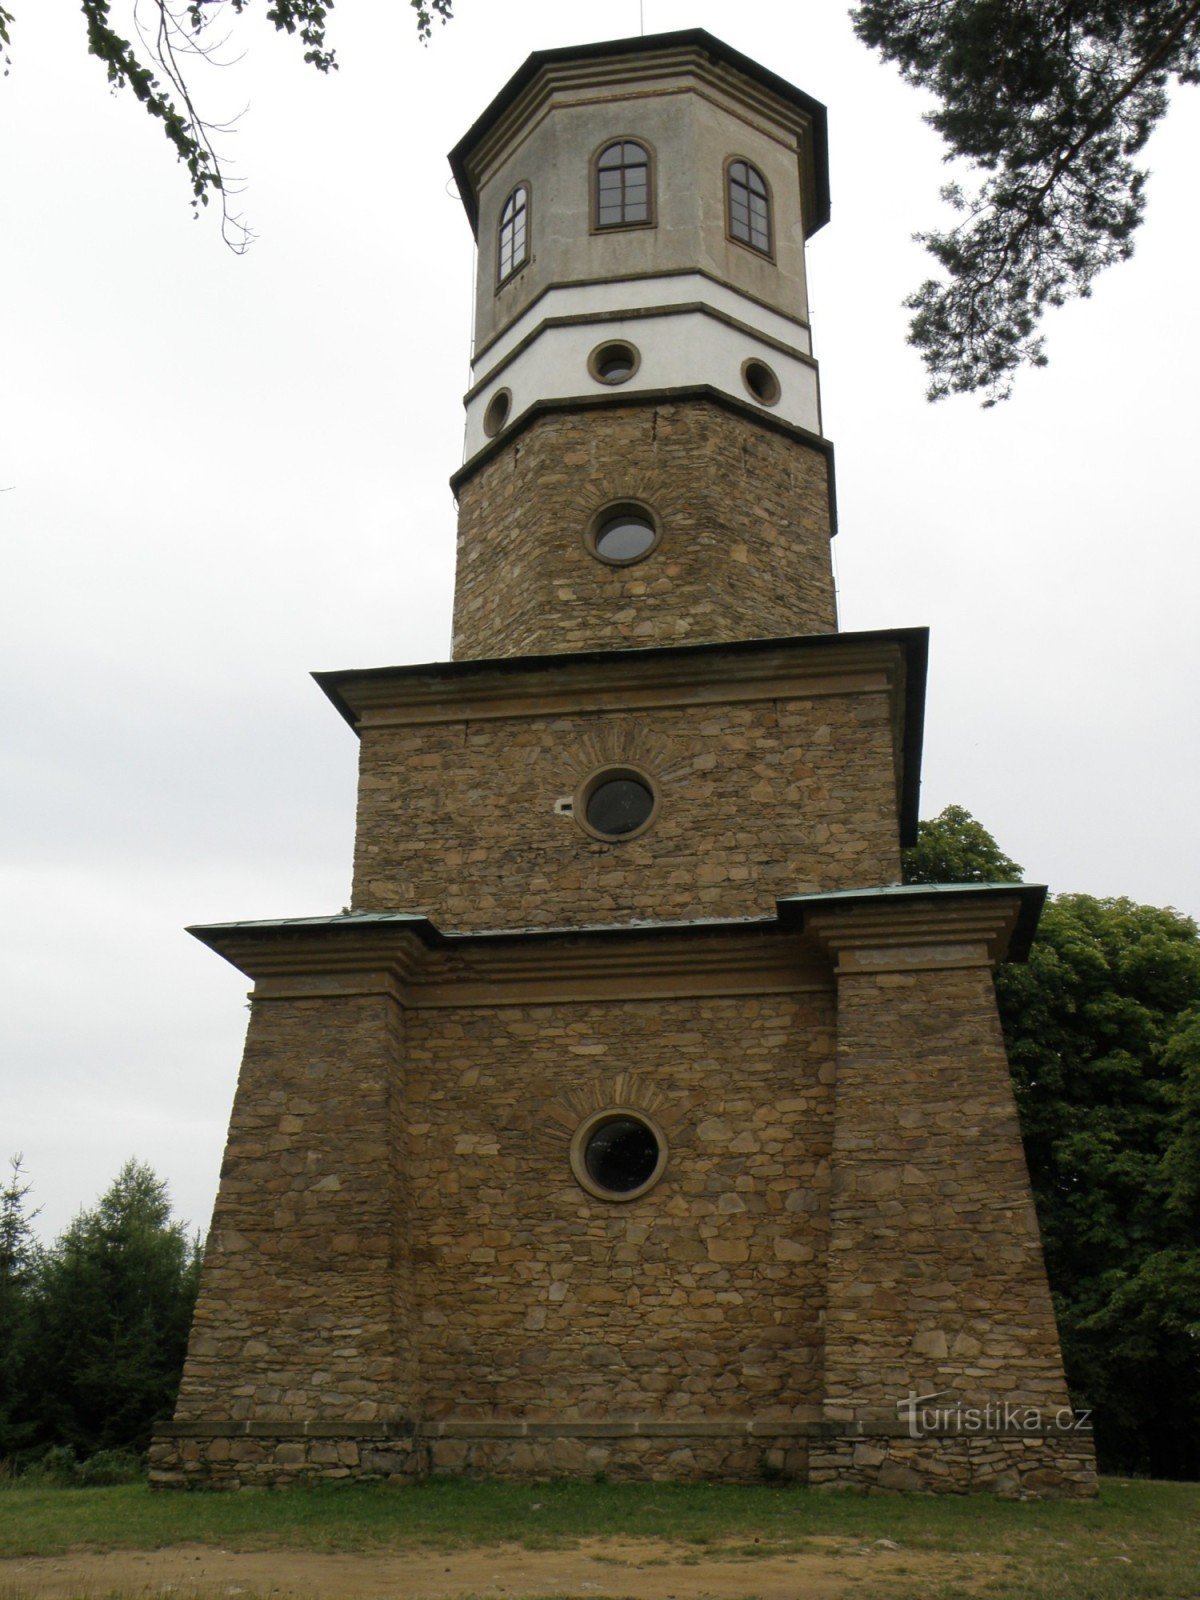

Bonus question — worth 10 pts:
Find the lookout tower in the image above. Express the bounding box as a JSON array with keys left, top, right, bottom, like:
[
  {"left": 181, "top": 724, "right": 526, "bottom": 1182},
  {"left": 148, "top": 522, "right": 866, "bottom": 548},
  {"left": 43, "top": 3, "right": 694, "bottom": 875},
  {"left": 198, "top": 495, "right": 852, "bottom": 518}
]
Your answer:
[{"left": 152, "top": 30, "right": 1096, "bottom": 1497}]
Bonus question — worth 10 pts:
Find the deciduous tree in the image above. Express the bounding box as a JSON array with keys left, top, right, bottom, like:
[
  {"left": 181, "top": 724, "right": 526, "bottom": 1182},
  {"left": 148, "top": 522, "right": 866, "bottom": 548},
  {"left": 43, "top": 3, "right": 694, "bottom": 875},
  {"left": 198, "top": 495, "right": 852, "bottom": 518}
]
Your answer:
[{"left": 901, "top": 802, "right": 1023, "bottom": 884}]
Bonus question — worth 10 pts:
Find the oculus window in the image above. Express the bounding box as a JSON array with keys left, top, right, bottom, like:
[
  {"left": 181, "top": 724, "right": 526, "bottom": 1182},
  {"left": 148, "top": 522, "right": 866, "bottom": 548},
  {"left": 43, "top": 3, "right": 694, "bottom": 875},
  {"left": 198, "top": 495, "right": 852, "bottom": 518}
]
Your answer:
[
  {"left": 727, "top": 160, "right": 771, "bottom": 255},
  {"left": 742, "top": 358, "right": 781, "bottom": 406},
  {"left": 586, "top": 502, "right": 659, "bottom": 566},
  {"left": 588, "top": 339, "right": 640, "bottom": 385},
  {"left": 595, "top": 141, "right": 652, "bottom": 229},
  {"left": 570, "top": 1109, "right": 668, "bottom": 1201},
  {"left": 575, "top": 765, "right": 659, "bottom": 842},
  {"left": 482, "top": 388, "right": 512, "bottom": 437},
  {"left": 497, "top": 184, "right": 529, "bottom": 285}
]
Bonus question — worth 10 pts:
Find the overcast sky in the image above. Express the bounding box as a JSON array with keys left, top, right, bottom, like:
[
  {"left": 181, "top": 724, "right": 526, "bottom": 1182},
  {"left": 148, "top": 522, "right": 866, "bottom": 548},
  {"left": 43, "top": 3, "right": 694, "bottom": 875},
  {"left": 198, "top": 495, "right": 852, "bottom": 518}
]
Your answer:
[{"left": 3, "top": 1, "right": 1198, "bottom": 1244}]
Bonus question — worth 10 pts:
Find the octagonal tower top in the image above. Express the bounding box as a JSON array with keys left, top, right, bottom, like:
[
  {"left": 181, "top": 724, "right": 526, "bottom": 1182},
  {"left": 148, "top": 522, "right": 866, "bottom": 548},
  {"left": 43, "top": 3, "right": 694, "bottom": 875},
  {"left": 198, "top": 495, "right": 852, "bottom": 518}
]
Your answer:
[{"left": 450, "top": 31, "right": 831, "bottom": 467}]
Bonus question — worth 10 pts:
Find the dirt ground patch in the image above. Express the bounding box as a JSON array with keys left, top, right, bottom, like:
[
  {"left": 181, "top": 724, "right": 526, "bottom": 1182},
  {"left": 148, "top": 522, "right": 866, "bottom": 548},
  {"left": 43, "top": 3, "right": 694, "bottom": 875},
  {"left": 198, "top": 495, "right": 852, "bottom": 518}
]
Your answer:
[{"left": 0, "top": 1537, "right": 991, "bottom": 1599}]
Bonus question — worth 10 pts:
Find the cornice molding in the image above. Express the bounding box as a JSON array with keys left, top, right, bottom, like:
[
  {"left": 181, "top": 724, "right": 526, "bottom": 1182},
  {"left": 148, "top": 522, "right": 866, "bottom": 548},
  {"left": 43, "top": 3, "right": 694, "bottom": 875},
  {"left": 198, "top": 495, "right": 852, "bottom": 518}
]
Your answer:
[
  {"left": 189, "top": 917, "right": 828, "bottom": 1007},
  {"left": 802, "top": 895, "right": 1031, "bottom": 973},
  {"left": 470, "top": 267, "right": 813, "bottom": 367},
  {"left": 343, "top": 652, "right": 893, "bottom": 728},
  {"left": 464, "top": 299, "right": 817, "bottom": 405},
  {"left": 319, "top": 633, "right": 907, "bottom": 729}
]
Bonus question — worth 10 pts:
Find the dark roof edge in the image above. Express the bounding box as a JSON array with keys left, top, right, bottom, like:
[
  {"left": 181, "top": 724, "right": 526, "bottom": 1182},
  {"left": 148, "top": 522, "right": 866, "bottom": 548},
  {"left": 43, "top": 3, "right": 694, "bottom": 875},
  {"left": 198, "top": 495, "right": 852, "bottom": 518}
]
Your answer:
[
  {"left": 313, "top": 623, "right": 929, "bottom": 726},
  {"left": 448, "top": 28, "right": 830, "bottom": 238},
  {"left": 188, "top": 882, "right": 1046, "bottom": 964},
  {"left": 187, "top": 910, "right": 785, "bottom": 964},
  {"left": 187, "top": 911, "right": 446, "bottom": 956},
  {"left": 776, "top": 881, "right": 1048, "bottom": 963}
]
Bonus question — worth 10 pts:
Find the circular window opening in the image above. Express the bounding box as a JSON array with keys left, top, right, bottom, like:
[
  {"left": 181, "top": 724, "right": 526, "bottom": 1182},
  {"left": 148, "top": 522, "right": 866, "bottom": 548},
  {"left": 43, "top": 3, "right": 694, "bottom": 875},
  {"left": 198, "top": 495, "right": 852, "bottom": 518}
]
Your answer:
[
  {"left": 588, "top": 340, "right": 641, "bottom": 386},
  {"left": 570, "top": 1109, "right": 668, "bottom": 1202},
  {"left": 482, "top": 388, "right": 512, "bottom": 437},
  {"left": 742, "top": 358, "right": 781, "bottom": 406},
  {"left": 575, "top": 765, "right": 658, "bottom": 842},
  {"left": 585, "top": 501, "right": 660, "bottom": 567}
]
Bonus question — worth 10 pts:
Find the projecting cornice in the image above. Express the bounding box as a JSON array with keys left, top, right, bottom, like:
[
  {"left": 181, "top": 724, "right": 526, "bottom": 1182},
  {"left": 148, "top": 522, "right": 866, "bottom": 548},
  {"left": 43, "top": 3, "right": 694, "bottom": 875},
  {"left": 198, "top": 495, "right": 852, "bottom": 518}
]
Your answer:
[
  {"left": 779, "top": 882, "right": 1047, "bottom": 967},
  {"left": 187, "top": 880, "right": 1044, "bottom": 1007},
  {"left": 186, "top": 912, "right": 828, "bottom": 1007}
]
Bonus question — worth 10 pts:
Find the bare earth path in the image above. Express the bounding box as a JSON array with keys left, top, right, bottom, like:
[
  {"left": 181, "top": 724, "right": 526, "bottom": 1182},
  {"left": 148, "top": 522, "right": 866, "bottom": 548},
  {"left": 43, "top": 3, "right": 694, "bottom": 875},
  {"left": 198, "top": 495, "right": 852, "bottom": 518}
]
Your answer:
[{"left": 0, "top": 1538, "right": 988, "bottom": 1599}]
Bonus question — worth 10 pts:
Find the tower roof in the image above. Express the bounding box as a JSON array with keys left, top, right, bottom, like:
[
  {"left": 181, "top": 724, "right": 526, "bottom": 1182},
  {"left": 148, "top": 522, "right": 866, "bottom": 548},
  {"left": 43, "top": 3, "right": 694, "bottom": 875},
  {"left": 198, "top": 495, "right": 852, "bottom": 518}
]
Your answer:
[{"left": 449, "top": 28, "right": 831, "bottom": 241}]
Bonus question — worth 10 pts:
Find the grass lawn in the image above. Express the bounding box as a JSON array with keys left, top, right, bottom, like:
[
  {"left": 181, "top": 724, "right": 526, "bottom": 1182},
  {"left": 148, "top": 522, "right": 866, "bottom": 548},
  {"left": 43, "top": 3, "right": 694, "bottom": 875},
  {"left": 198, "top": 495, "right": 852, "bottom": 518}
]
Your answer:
[{"left": 0, "top": 1475, "right": 1197, "bottom": 1599}]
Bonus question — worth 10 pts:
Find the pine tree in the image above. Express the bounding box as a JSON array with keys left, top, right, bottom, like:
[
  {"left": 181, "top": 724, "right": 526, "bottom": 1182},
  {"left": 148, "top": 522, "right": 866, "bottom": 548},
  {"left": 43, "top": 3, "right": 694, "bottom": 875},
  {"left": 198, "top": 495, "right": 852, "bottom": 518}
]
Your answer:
[
  {"left": 22, "top": 1161, "right": 202, "bottom": 1457},
  {"left": 0, "top": 1156, "right": 39, "bottom": 1456}
]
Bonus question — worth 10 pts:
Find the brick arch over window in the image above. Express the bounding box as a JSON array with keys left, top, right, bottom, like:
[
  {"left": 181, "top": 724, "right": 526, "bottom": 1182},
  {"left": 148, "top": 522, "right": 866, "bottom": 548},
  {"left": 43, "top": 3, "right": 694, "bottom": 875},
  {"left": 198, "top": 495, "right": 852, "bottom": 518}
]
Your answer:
[
  {"left": 593, "top": 139, "right": 653, "bottom": 230},
  {"left": 726, "top": 158, "right": 772, "bottom": 256},
  {"left": 497, "top": 183, "right": 529, "bottom": 286}
]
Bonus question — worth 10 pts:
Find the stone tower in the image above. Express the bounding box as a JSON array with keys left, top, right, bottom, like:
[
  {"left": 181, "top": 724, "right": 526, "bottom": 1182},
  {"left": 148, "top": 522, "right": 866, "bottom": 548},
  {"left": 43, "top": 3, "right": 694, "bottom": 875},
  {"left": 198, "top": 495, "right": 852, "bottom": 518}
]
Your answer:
[{"left": 152, "top": 30, "right": 1096, "bottom": 1497}]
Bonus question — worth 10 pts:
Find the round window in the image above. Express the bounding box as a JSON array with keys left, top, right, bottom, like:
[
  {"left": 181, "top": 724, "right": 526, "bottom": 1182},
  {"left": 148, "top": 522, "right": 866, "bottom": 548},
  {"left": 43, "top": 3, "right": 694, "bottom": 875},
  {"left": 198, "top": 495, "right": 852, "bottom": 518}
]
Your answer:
[
  {"left": 482, "top": 388, "right": 512, "bottom": 437},
  {"left": 575, "top": 765, "right": 658, "bottom": 842},
  {"left": 588, "top": 340, "right": 641, "bottom": 385},
  {"left": 585, "top": 501, "right": 660, "bottom": 567},
  {"left": 570, "top": 1109, "right": 668, "bottom": 1202},
  {"left": 742, "top": 358, "right": 781, "bottom": 406}
]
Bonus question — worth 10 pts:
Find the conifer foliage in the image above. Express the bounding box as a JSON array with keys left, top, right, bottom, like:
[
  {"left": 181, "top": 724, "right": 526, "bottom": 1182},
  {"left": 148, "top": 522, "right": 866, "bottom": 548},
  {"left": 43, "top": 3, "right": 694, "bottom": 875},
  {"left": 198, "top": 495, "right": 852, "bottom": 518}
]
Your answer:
[
  {"left": 852, "top": 1, "right": 1200, "bottom": 402},
  {"left": 0, "top": 1160, "right": 201, "bottom": 1465}
]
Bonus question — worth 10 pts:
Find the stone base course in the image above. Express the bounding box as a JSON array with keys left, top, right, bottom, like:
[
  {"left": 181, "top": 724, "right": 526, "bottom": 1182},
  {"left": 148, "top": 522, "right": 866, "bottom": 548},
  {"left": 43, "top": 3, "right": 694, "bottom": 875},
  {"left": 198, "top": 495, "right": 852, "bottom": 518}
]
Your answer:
[
  {"left": 810, "top": 1431, "right": 1098, "bottom": 1499},
  {"left": 150, "top": 1422, "right": 1095, "bottom": 1496}
]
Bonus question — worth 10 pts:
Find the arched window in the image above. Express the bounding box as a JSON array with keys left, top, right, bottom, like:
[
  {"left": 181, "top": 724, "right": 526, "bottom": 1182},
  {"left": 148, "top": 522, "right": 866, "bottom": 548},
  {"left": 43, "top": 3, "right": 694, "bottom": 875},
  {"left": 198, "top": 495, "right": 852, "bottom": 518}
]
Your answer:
[
  {"left": 595, "top": 140, "right": 652, "bottom": 229},
  {"left": 497, "top": 184, "right": 529, "bottom": 285},
  {"left": 727, "top": 160, "right": 771, "bottom": 256}
]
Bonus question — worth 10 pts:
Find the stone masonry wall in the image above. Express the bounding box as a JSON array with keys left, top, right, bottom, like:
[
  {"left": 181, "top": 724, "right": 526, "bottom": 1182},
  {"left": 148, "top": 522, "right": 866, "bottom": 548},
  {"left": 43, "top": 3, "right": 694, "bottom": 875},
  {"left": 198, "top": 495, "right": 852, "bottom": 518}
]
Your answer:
[
  {"left": 808, "top": 1430, "right": 1097, "bottom": 1498},
  {"left": 174, "top": 993, "right": 413, "bottom": 1426},
  {"left": 352, "top": 692, "right": 902, "bottom": 929},
  {"left": 822, "top": 962, "right": 1071, "bottom": 1419},
  {"left": 154, "top": 925, "right": 1093, "bottom": 1497},
  {"left": 404, "top": 990, "right": 836, "bottom": 1422},
  {"left": 452, "top": 402, "right": 836, "bottom": 660}
]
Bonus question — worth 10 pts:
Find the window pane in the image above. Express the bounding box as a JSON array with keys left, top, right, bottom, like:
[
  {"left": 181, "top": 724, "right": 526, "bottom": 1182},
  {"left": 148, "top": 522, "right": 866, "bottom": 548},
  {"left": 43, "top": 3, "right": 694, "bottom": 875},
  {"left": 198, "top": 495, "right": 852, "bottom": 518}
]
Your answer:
[
  {"left": 728, "top": 162, "right": 770, "bottom": 253},
  {"left": 586, "top": 776, "right": 654, "bottom": 834},
  {"left": 585, "top": 1117, "right": 660, "bottom": 1191},
  {"left": 595, "top": 142, "right": 654, "bottom": 227},
  {"left": 594, "top": 515, "right": 656, "bottom": 562},
  {"left": 498, "top": 185, "right": 529, "bottom": 281}
]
